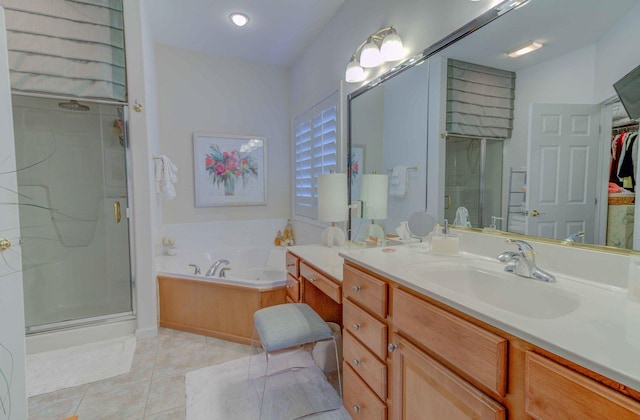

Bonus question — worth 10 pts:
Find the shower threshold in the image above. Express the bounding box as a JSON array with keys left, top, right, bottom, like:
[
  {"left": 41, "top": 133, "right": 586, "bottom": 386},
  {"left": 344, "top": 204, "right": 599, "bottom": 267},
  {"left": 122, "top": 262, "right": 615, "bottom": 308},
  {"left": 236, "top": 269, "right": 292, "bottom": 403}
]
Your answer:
[{"left": 26, "top": 311, "right": 135, "bottom": 336}]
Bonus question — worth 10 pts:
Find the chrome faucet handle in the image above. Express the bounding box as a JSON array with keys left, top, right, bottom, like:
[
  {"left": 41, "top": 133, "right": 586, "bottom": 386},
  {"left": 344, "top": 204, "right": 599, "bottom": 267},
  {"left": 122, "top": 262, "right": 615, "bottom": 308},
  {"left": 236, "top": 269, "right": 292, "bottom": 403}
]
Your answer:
[
  {"left": 188, "top": 263, "right": 201, "bottom": 275},
  {"left": 219, "top": 267, "right": 231, "bottom": 278},
  {"left": 506, "top": 239, "right": 535, "bottom": 257}
]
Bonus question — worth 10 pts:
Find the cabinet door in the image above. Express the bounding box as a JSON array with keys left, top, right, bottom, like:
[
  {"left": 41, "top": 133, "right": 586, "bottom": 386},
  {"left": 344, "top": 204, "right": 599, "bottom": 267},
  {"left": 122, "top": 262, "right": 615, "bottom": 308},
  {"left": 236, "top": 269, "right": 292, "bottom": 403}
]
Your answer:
[
  {"left": 391, "top": 335, "right": 505, "bottom": 420},
  {"left": 526, "top": 351, "right": 640, "bottom": 419}
]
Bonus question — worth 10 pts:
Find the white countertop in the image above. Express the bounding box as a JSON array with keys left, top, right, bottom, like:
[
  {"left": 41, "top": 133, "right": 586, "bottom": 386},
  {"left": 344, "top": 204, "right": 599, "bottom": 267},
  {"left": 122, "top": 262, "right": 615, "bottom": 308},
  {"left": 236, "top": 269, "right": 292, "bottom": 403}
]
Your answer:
[
  {"left": 287, "top": 244, "right": 346, "bottom": 281},
  {"left": 330, "top": 244, "right": 640, "bottom": 392}
]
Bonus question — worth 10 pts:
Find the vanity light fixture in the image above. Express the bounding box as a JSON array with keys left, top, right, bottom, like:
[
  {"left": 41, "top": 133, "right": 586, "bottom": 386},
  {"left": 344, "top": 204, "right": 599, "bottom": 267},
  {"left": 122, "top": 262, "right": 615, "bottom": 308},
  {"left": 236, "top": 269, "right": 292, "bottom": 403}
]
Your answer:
[
  {"left": 229, "top": 12, "right": 249, "bottom": 27},
  {"left": 506, "top": 40, "right": 543, "bottom": 57},
  {"left": 345, "top": 26, "right": 406, "bottom": 83}
]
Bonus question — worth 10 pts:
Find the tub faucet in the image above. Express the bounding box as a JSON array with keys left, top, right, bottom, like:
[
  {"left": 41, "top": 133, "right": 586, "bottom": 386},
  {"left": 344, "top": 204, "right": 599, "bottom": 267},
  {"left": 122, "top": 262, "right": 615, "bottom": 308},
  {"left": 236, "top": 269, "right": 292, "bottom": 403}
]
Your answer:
[
  {"left": 205, "top": 259, "right": 230, "bottom": 277},
  {"left": 497, "top": 239, "right": 556, "bottom": 282}
]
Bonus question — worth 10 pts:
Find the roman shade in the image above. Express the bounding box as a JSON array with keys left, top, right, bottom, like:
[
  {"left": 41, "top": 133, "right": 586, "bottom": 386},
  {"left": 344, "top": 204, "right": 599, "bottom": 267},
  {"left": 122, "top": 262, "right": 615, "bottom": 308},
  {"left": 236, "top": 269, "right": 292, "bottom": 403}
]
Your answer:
[
  {"left": 446, "top": 59, "right": 515, "bottom": 139},
  {"left": 0, "top": 0, "right": 125, "bottom": 101}
]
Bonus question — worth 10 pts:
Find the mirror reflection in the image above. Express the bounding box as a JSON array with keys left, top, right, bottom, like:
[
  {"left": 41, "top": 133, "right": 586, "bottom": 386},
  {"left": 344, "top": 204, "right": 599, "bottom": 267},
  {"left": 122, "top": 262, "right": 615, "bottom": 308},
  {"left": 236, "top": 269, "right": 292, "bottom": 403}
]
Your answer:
[{"left": 349, "top": 0, "right": 640, "bottom": 251}]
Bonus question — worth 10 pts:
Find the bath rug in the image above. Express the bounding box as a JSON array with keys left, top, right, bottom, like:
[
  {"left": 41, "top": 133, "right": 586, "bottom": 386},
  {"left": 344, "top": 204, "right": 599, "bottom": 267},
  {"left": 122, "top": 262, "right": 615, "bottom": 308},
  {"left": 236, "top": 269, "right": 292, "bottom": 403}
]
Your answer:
[
  {"left": 26, "top": 335, "right": 136, "bottom": 397},
  {"left": 186, "top": 350, "right": 349, "bottom": 420}
]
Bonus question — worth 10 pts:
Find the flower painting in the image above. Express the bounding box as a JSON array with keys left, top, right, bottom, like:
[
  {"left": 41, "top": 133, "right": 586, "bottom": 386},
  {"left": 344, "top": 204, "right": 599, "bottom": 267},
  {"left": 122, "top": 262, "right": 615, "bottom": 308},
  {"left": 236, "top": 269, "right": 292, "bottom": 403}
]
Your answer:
[
  {"left": 350, "top": 145, "right": 365, "bottom": 201},
  {"left": 193, "top": 134, "right": 267, "bottom": 207},
  {"left": 204, "top": 145, "right": 258, "bottom": 196}
]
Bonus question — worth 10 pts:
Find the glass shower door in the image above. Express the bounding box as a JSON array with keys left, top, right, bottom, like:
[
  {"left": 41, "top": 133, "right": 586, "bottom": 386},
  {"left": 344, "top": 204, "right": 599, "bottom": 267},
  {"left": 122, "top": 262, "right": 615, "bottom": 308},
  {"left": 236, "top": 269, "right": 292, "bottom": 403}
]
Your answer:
[
  {"left": 444, "top": 136, "right": 503, "bottom": 229},
  {"left": 12, "top": 95, "right": 133, "bottom": 331}
]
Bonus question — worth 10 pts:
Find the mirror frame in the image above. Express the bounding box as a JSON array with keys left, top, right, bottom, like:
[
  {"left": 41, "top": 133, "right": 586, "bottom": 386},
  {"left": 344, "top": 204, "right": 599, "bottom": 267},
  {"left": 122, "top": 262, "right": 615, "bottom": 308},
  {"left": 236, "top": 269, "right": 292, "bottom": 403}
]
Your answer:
[{"left": 346, "top": 1, "right": 640, "bottom": 256}]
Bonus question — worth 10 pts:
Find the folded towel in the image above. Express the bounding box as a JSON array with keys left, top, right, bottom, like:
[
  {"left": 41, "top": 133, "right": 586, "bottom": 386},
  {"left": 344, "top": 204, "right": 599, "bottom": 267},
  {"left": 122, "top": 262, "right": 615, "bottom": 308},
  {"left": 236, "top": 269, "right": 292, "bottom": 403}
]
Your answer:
[
  {"left": 155, "top": 155, "right": 178, "bottom": 200},
  {"left": 389, "top": 165, "right": 407, "bottom": 197}
]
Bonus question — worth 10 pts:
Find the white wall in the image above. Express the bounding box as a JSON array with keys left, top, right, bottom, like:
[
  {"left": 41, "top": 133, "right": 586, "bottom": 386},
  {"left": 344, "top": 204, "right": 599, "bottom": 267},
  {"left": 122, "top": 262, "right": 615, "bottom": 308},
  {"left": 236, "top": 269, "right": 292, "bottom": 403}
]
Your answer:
[
  {"left": 154, "top": 45, "right": 290, "bottom": 225},
  {"left": 124, "top": 0, "right": 160, "bottom": 339}
]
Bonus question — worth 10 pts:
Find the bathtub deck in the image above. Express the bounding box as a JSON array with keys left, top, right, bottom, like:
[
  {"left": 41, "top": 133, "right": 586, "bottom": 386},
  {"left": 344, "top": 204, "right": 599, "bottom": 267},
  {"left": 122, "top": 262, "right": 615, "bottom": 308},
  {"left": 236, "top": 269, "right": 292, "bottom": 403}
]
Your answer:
[{"left": 157, "top": 275, "right": 286, "bottom": 344}]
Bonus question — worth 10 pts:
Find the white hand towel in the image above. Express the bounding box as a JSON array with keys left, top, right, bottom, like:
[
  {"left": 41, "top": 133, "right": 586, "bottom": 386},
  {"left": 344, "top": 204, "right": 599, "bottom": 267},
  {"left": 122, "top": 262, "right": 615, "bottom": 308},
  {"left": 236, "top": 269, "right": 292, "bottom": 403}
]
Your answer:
[
  {"left": 389, "top": 165, "right": 407, "bottom": 197},
  {"left": 156, "top": 155, "right": 178, "bottom": 200},
  {"left": 154, "top": 159, "right": 163, "bottom": 194}
]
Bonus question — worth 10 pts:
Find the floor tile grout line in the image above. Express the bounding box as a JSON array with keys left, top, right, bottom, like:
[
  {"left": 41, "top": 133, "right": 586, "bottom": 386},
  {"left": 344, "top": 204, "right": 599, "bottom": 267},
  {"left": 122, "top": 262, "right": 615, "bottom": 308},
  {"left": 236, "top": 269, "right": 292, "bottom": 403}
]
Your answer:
[{"left": 142, "top": 335, "right": 162, "bottom": 418}]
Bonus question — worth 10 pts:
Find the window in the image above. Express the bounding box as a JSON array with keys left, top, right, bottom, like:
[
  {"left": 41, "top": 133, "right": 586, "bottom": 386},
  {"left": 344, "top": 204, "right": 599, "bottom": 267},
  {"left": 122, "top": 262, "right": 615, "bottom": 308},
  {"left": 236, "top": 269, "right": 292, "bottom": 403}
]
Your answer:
[{"left": 293, "top": 91, "right": 339, "bottom": 219}]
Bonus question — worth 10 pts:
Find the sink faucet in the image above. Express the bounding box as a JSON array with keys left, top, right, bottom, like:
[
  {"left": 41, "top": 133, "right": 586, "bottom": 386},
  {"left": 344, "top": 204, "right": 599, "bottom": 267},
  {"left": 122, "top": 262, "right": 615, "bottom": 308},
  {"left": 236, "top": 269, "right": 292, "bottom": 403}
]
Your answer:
[
  {"left": 205, "top": 259, "right": 230, "bottom": 277},
  {"left": 497, "top": 239, "right": 556, "bottom": 282}
]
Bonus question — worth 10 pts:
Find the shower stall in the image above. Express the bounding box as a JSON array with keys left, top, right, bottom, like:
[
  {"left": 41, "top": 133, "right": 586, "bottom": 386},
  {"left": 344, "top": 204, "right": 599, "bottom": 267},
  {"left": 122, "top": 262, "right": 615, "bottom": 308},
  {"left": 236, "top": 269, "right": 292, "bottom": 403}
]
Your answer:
[
  {"left": 12, "top": 95, "right": 134, "bottom": 334},
  {"left": 444, "top": 135, "right": 504, "bottom": 229}
]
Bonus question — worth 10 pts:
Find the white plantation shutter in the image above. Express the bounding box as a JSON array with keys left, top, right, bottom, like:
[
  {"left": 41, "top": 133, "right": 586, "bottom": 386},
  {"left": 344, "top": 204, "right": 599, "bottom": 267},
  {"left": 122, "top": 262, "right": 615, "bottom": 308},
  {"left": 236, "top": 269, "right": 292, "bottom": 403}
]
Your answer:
[{"left": 294, "top": 91, "right": 338, "bottom": 219}]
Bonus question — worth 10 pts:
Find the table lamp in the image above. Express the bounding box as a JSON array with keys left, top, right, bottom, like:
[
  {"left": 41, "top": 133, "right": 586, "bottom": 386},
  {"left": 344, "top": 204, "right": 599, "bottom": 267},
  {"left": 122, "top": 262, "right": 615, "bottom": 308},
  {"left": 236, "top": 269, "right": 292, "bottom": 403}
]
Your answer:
[
  {"left": 317, "top": 173, "right": 348, "bottom": 247},
  {"left": 361, "top": 173, "right": 388, "bottom": 240}
]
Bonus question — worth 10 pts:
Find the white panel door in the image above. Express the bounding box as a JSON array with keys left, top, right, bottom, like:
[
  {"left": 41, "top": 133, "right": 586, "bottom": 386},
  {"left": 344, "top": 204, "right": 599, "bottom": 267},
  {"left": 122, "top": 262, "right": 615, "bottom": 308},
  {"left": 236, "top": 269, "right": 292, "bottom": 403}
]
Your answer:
[
  {"left": 0, "top": 7, "right": 27, "bottom": 420},
  {"left": 526, "top": 103, "right": 601, "bottom": 242}
]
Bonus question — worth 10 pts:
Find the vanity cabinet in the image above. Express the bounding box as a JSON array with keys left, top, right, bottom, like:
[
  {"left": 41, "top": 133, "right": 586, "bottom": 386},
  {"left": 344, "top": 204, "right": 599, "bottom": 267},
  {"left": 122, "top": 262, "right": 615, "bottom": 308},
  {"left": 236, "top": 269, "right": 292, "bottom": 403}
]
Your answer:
[
  {"left": 391, "top": 335, "right": 505, "bottom": 419},
  {"left": 525, "top": 351, "right": 640, "bottom": 418},
  {"left": 343, "top": 260, "right": 640, "bottom": 420},
  {"left": 285, "top": 251, "right": 342, "bottom": 325},
  {"left": 342, "top": 264, "right": 389, "bottom": 418}
]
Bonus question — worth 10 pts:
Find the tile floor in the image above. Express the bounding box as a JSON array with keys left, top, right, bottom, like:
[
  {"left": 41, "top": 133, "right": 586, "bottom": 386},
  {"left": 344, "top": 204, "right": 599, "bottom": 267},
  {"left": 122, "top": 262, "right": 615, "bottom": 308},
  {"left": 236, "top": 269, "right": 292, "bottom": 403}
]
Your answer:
[{"left": 28, "top": 328, "right": 253, "bottom": 420}]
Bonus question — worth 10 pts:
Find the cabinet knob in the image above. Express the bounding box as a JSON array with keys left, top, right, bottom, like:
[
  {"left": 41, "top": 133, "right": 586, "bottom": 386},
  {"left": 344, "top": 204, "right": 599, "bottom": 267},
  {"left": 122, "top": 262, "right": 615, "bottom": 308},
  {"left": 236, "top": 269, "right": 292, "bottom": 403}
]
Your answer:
[
  {"left": 388, "top": 343, "right": 398, "bottom": 353},
  {"left": 285, "top": 284, "right": 291, "bottom": 289},
  {"left": 352, "top": 359, "right": 360, "bottom": 366},
  {"left": 309, "top": 277, "right": 315, "bottom": 283},
  {"left": 353, "top": 405, "right": 361, "bottom": 413},
  {"left": 352, "top": 285, "right": 361, "bottom": 292},
  {"left": 352, "top": 323, "right": 361, "bottom": 331}
]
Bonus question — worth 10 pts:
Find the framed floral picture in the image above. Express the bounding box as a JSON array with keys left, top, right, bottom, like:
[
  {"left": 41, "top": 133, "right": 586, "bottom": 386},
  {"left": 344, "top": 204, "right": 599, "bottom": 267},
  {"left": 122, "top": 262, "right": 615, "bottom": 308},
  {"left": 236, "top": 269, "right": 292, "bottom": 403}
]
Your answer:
[
  {"left": 349, "top": 144, "right": 365, "bottom": 201},
  {"left": 193, "top": 133, "right": 267, "bottom": 207}
]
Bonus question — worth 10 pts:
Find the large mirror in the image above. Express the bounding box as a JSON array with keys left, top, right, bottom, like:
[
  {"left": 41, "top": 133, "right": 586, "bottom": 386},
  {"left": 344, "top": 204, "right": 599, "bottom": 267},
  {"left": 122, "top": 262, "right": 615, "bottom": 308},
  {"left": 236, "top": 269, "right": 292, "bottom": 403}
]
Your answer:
[{"left": 349, "top": 0, "right": 640, "bottom": 252}]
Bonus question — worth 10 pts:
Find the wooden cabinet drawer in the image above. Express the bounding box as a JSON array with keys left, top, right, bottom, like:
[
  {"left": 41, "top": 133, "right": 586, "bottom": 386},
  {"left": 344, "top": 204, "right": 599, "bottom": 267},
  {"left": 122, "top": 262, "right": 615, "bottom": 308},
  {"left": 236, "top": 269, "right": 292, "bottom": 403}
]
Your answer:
[
  {"left": 301, "top": 262, "right": 341, "bottom": 304},
  {"left": 525, "top": 351, "right": 640, "bottom": 419},
  {"left": 285, "top": 252, "right": 299, "bottom": 278},
  {"left": 285, "top": 273, "right": 300, "bottom": 302},
  {"left": 393, "top": 288, "right": 507, "bottom": 397},
  {"left": 344, "top": 364, "right": 387, "bottom": 420},
  {"left": 343, "top": 264, "right": 388, "bottom": 319},
  {"left": 343, "top": 331, "right": 387, "bottom": 400},
  {"left": 344, "top": 299, "right": 387, "bottom": 360}
]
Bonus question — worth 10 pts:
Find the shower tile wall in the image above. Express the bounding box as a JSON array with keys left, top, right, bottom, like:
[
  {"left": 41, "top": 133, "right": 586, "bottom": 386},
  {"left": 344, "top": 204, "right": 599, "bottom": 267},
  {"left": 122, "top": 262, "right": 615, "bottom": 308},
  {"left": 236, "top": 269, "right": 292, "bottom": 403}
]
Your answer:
[{"left": 12, "top": 96, "right": 132, "bottom": 329}]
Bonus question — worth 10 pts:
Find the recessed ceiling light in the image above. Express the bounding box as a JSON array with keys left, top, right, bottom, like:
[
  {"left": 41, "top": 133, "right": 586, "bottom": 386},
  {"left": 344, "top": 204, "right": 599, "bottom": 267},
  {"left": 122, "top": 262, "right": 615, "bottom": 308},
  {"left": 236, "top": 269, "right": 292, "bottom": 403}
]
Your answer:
[{"left": 229, "top": 13, "right": 249, "bottom": 27}]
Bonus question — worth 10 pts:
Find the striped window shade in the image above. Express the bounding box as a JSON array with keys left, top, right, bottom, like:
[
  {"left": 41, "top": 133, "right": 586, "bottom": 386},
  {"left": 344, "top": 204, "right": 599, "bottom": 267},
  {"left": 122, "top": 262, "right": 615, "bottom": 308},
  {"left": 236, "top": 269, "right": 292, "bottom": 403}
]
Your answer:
[
  {"left": 447, "top": 59, "right": 515, "bottom": 139},
  {"left": 294, "top": 91, "right": 338, "bottom": 219},
  {"left": 1, "top": 0, "right": 125, "bottom": 101}
]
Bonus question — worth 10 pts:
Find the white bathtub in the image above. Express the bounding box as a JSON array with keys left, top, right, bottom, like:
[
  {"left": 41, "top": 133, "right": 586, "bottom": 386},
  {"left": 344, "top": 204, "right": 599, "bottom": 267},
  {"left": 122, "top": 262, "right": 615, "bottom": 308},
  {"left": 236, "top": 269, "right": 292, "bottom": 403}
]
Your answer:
[
  {"left": 156, "top": 246, "right": 287, "bottom": 289},
  {"left": 156, "top": 247, "right": 288, "bottom": 343}
]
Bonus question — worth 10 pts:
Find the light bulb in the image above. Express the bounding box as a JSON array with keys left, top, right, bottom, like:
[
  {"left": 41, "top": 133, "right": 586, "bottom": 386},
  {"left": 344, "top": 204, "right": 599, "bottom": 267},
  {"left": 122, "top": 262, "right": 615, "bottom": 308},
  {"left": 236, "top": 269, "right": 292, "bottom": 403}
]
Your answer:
[
  {"left": 380, "top": 32, "right": 405, "bottom": 62},
  {"left": 345, "top": 60, "right": 365, "bottom": 83},
  {"left": 360, "top": 39, "right": 382, "bottom": 68},
  {"left": 229, "top": 13, "right": 249, "bottom": 27}
]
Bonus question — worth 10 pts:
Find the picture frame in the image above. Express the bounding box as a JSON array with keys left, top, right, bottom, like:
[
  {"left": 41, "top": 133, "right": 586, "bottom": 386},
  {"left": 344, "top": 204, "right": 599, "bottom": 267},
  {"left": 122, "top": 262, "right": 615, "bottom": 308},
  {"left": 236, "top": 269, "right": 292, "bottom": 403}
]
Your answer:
[
  {"left": 349, "top": 144, "right": 365, "bottom": 200},
  {"left": 193, "top": 133, "right": 267, "bottom": 207}
]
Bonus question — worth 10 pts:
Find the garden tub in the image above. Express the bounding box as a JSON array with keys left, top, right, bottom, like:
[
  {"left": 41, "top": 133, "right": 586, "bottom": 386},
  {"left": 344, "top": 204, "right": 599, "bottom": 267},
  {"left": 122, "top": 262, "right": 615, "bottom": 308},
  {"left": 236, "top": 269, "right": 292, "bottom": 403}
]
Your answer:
[{"left": 156, "top": 247, "right": 287, "bottom": 344}]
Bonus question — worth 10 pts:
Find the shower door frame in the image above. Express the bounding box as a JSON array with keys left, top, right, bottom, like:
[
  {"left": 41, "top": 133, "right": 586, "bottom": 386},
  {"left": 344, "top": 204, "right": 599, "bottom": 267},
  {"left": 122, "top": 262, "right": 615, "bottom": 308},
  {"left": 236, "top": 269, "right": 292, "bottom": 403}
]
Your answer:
[{"left": 13, "top": 92, "right": 137, "bottom": 335}]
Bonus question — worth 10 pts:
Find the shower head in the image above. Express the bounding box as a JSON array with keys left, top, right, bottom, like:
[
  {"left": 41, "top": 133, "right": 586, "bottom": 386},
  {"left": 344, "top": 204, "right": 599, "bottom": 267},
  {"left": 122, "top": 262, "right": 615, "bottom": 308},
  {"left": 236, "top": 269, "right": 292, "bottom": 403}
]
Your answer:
[{"left": 58, "top": 100, "right": 90, "bottom": 112}]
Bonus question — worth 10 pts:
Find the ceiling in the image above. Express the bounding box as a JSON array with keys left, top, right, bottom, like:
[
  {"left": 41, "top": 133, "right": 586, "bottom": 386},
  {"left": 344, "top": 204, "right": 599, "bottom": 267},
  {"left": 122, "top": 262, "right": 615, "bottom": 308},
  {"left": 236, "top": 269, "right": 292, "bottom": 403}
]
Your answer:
[
  {"left": 145, "top": 0, "right": 345, "bottom": 67},
  {"left": 441, "top": 0, "right": 640, "bottom": 71}
]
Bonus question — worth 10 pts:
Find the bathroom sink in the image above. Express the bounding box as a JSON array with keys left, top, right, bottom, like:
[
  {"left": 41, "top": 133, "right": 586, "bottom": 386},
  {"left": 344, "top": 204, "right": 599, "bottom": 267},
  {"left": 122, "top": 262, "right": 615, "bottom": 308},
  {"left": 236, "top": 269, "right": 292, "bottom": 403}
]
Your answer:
[{"left": 407, "top": 260, "right": 581, "bottom": 319}]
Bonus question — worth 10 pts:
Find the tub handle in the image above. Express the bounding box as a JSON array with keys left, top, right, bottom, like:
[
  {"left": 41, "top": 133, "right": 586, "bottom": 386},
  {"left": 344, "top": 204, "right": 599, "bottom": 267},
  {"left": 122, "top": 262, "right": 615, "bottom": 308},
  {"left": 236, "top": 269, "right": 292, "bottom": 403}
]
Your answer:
[{"left": 188, "top": 264, "right": 201, "bottom": 275}]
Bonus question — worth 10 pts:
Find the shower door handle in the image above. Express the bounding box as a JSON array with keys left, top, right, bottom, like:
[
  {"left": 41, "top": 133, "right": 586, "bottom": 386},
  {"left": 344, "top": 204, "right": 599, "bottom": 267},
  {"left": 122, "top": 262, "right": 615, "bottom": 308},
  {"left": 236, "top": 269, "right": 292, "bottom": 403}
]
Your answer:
[
  {"left": 444, "top": 195, "right": 451, "bottom": 210},
  {"left": 114, "top": 201, "right": 121, "bottom": 223}
]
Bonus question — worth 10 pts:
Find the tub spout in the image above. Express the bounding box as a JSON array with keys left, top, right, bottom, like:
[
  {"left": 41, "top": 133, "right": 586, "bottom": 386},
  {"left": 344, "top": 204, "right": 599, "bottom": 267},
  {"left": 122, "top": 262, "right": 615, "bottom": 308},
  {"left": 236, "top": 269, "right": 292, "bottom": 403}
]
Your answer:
[{"left": 205, "top": 259, "right": 230, "bottom": 277}]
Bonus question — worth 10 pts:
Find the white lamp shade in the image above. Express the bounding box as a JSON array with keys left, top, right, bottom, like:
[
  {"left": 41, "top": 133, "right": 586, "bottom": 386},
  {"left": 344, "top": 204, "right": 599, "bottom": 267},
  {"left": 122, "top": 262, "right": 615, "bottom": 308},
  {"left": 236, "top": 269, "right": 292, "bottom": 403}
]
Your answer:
[
  {"left": 345, "top": 60, "right": 366, "bottom": 83},
  {"left": 381, "top": 32, "right": 405, "bottom": 61},
  {"left": 360, "top": 40, "right": 382, "bottom": 68},
  {"left": 361, "top": 174, "right": 388, "bottom": 220},
  {"left": 317, "top": 173, "right": 348, "bottom": 222}
]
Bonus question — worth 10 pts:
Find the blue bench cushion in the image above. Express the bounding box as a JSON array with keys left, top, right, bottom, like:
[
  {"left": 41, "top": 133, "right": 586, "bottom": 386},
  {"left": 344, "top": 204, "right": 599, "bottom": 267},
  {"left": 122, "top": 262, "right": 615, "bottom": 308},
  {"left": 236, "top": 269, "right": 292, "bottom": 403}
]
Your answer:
[{"left": 254, "top": 303, "right": 333, "bottom": 352}]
